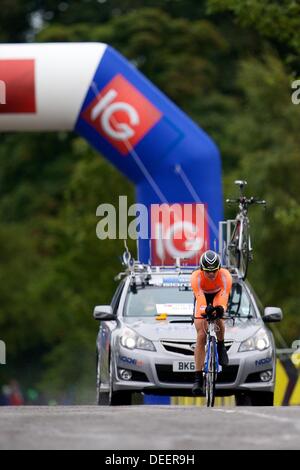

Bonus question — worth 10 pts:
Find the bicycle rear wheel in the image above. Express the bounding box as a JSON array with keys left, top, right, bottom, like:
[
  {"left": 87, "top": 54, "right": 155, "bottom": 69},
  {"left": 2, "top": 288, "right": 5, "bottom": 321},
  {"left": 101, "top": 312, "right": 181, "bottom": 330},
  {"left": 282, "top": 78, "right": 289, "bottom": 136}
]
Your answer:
[
  {"left": 228, "top": 222, "right": 240, "bottom": 269},
  {"left": 228, "top": 221, "right": 250, "bottom": 279},
  {"left": 237, "top": 222, "right": 250, "bottom": 280},
  {"left": 205, "top": 338, "right": 217, "bottom": 407}
]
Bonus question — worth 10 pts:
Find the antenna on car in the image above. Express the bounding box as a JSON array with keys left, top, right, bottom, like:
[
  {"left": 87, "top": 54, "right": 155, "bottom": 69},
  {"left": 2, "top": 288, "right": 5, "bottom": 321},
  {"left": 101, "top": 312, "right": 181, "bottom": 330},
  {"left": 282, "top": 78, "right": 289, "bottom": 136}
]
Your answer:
[
  {"left": 122, "top": 241, "right": 138, "bottom": 292},
  {"left": 122, "top": 240, "right": 133, "bottom": 269}
]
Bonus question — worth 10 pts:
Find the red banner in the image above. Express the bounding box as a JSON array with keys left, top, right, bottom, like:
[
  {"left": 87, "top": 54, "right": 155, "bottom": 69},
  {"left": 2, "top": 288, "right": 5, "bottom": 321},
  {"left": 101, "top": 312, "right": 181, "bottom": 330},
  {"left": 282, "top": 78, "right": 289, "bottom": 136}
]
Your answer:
[
  {"left": 151, "top": 203, "right": 209, "bottom": 266},
  {"left": 0, "top": 59, "right": 36, "bottom": 113}
]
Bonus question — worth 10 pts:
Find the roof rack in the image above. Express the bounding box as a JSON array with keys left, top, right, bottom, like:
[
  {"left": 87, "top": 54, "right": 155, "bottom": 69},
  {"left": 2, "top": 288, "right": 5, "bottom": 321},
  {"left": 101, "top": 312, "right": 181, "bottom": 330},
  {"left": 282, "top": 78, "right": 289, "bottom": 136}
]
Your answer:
[
  {"left": 115, "top": 262, "right": 240, "bottom": 280},
  {"left": 114, "top": 261, "right": 199, "bottom": 280},
  {"left": 115, "top": 238, "right": 242, "bottom": 283},
  {"left": 114, "top": 261, "right": 151, "bottom": 281}
]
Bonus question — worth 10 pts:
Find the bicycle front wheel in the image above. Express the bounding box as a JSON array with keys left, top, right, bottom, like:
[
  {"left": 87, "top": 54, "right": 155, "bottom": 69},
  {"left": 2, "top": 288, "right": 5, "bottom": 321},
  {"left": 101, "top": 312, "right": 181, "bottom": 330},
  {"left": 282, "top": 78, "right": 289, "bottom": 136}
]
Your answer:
[{"left": 205, "top": 338, "right": 217, "bottom": 407}]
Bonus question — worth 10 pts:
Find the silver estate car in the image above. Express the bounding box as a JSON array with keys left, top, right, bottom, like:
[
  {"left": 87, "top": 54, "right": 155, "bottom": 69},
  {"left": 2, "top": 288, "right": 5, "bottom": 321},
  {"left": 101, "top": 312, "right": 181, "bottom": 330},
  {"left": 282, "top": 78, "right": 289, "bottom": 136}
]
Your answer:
[{"left": 94, "top": 265, "right": 283, "bottom": 406}]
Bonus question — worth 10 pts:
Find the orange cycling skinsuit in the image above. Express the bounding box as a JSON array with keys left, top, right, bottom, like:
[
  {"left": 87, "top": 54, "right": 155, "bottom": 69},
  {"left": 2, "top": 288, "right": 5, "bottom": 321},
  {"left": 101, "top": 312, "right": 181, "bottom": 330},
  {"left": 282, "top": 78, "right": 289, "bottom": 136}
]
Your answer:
[{"left": 191, "top": 268, "right": 232, "bottom": 319}]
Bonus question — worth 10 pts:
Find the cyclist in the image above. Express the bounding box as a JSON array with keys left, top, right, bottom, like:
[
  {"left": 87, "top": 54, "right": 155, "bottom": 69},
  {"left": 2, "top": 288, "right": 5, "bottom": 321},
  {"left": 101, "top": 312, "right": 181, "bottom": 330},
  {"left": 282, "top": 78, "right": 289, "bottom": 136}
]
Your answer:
[{"left": 190, "top": 250, "right": 233, "bottom": 395}]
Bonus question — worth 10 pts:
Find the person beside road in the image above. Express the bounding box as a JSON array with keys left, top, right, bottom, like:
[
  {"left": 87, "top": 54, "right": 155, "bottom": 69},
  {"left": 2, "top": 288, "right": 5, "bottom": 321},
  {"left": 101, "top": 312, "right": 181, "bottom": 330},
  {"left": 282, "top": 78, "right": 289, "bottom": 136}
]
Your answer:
[{"left": 0, "top": 380, "right": 24, "bottom": 406}]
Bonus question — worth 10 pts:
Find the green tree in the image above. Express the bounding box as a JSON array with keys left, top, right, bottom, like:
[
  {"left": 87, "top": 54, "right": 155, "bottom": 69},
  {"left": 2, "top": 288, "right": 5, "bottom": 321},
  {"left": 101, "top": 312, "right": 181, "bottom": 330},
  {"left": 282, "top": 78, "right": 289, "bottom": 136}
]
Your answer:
[
  {"left": 223, "top": 54, "right": 300, "bottom": 341},
  {"left": 207, "top": 0, "right": 300, "bottom": 72}
]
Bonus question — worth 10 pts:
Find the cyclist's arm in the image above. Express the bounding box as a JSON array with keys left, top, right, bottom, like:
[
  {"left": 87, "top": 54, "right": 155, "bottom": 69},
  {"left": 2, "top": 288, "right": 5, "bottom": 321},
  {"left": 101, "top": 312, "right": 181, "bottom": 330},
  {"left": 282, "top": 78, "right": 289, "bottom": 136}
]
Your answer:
[
  {"left": 191, "top": 270, "right": 207, "bottom": 317},
  {"left": 213, "top": 269, "right": 233, "bottom": 311},
  {"left": 191, "top": 295, "right": 196, "bottom": 324}
]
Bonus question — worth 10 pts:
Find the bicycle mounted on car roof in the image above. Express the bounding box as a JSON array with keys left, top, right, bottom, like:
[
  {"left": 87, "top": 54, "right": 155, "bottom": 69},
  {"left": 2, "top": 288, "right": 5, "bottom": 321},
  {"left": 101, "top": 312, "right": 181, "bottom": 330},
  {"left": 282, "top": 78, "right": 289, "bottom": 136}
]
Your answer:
[{"left": 223, "top": 180, "right": 266, "bottom": 280}]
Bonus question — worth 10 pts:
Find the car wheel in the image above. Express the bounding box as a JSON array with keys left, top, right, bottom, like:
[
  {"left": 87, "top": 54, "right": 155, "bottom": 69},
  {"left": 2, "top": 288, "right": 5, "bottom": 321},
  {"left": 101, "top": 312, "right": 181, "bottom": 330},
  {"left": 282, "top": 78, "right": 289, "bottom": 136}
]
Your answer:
[
  {"left": 96, "top": 353, "right": 109, "bottom": 406},
  {"left": 108, "top": 359, "right": 132, "bottom": 406},
  {"left": 235, "top": 393, "right": 252, "bottom": 406},
  {"left": 249, "top": 391, "right": 274, "bottom": 406},
  {"left": 235, "top": 391, "right": 274, "bottom": 406}
]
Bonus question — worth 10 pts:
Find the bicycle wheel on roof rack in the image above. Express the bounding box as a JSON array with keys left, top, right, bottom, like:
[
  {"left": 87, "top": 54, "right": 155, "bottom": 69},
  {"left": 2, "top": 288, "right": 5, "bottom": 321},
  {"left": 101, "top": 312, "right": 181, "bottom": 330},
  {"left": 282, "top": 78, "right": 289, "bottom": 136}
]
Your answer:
[
  {"left": 228, "top": 222, "right": 240, "bottom": 270},
  {"left": 237, "top": 221, "right": 250, "bottom": 280}
]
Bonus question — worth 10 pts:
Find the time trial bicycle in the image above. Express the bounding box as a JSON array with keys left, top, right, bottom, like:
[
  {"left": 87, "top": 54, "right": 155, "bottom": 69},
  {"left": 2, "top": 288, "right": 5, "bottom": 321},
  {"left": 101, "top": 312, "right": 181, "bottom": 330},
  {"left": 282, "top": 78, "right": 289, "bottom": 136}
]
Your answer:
[
  {"left": 202, "top": 310, "right": 234, "bottom": 407},
  {"left": 226, "top": 180, "right": 266, "bottom": 280}
]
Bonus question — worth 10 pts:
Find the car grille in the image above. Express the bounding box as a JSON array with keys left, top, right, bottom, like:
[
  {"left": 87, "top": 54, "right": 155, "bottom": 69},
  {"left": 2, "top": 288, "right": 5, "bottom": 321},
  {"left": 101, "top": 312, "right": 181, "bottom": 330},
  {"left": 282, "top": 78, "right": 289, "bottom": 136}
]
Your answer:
[
  {"left": 156, "top": 365, "right": 239, "bottom": 384},
  {"left": 160, "top": 340, "right": 234, "bottom": 356}
]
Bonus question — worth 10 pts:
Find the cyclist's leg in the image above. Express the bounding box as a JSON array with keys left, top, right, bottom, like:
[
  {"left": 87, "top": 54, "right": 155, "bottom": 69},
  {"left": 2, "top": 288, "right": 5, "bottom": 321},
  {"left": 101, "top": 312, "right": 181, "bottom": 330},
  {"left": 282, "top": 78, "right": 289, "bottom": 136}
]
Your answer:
[
  {"left": 205, "top": 292, "right": 225, "bottom": 341},
  {"left": 215, "top": 319, "right": 225, "bottom": 342},
  {"left": 194, "top": 318, "right": 208, "bottom": 371},
  {"left": 192, "top": 318, "right": 207, "bottom": 395},
  {"left": 212, "top": 285, "right": 230, "bottom": 366},
  {"left": 215, "top": 319, "right": 229, "bottom": 366}
]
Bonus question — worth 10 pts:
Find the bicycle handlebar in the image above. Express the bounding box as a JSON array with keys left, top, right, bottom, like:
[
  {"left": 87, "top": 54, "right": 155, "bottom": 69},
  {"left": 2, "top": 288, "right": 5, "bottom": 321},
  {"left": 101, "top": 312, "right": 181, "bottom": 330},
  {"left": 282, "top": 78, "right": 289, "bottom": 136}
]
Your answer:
[
  {"left": 226, "top": 196, "right": 266, "bottom": 207},
  {"left": 254, "top": 199, "right": 266, "bottom": 205},
  {"left": 201, "top": 315, "right": 236, "bottom": 326}
]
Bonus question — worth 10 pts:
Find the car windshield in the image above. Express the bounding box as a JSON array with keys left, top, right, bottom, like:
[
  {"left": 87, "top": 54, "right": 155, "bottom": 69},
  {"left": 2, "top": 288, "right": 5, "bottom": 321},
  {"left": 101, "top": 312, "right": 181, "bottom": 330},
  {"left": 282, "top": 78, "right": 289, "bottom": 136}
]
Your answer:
[
  {"left": 125, "top": 286, "right": 193, "bottom": 317},
  {"left": 124, "top": 282, "right": 255, "bottom": 318}
]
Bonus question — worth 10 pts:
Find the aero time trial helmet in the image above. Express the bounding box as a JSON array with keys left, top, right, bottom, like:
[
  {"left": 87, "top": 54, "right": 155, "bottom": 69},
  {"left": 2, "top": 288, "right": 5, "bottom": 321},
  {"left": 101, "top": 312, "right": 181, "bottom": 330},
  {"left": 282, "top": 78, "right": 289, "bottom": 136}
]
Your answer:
[{"left": 200, "top": 250, "right": 221, "bottom": 272}]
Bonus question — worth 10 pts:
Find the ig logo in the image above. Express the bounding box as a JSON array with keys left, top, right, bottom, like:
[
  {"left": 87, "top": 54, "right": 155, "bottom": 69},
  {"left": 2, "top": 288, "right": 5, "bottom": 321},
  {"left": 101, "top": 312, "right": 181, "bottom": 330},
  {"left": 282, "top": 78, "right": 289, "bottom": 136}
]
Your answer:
[
  {"left": 91, "top": 89, "right": 139, "bottom": 141},
  {"left": 81, "top": 74, "right": 162, "bottom": 155},
  {"left": 151, "top": 203, "right": 208, "bottom": 266},
  {"left": 155, "top": 220, "right": 203, "bottom": 261}
]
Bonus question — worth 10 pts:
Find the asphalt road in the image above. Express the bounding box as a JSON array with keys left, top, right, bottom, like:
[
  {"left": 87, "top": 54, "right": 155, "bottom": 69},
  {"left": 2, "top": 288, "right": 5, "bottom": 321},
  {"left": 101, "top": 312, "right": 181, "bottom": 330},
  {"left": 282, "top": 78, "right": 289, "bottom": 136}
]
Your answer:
[{"left": 0, "top": 406, "right": 299, "bottom": 450}]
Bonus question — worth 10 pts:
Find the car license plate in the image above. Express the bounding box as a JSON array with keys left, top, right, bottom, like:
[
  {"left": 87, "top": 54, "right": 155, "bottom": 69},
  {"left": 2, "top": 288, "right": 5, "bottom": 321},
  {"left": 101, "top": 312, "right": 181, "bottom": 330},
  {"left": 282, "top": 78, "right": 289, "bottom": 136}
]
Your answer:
[{"left": 173, "top": 361, "right": 195, "bottom": 372}]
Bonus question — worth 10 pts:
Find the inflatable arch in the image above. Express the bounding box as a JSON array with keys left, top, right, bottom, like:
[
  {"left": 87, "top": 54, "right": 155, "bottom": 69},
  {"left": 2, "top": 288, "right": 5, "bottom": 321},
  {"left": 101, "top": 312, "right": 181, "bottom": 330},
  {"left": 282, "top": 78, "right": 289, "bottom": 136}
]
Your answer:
[{"left": 0, "top": 43, "right": 223, "bottom": 264}]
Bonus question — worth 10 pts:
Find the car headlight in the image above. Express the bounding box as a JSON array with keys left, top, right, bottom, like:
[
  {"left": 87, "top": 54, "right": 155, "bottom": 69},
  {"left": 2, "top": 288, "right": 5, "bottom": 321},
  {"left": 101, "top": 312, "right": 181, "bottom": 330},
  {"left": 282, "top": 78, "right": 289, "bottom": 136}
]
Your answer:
[
  {"left": 120, "top": 327, "right": 156, "bottom": 351},
  {"left": 239, "top": 328, "right": 270, "bottom": 352}
]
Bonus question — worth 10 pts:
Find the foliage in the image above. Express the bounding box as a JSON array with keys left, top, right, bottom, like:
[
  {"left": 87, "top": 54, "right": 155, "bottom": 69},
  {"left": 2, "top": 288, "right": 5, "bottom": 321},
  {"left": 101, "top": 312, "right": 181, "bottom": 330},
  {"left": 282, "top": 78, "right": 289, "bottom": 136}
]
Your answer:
[
  {"left": 206, "top": 0, "right": 300, "bottom": 72},
  {"left": 0, "top": 1, "right": 299, "bottom": 400}
]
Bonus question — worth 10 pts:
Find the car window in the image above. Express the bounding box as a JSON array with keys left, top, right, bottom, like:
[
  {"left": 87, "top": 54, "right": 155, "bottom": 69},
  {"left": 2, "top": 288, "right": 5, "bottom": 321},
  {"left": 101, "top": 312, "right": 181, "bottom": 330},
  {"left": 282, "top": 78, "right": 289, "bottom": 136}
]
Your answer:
[
  {"left": 124, "top": 286, "right": 194, "bottom": 317},
  {"left": 111, "top": 281, "right": 125, "bottom": 315},
  {"left": 228, "top": 283, "right": 255, "bottom": 317},
  {"left": 245, "top": 281, "right": 264, "bottom": 315}
]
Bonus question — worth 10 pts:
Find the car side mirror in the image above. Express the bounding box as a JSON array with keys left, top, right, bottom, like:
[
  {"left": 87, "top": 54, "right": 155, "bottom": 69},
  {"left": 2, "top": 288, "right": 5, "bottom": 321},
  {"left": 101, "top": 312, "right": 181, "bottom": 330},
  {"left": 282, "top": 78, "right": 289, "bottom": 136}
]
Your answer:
[
  {"left": 93, "top": 305, "right": 116, "bottom": 321},
  {"left": 263, "top": 307, "right": 283, "bottom": 323}
]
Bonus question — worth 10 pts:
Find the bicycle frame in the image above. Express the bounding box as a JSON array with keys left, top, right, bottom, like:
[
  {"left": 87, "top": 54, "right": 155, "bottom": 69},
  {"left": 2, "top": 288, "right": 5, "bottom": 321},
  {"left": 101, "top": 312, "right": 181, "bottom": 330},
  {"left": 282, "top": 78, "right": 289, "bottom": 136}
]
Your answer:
[
  {"left": 203, "top": 320, "right": 220, "bottom": 407},
  {"left": 204, "top": 322, "right": 219, "bottom": 374},
  {"left": 202, "top": 316, "right": 235, "bottom": 407}
]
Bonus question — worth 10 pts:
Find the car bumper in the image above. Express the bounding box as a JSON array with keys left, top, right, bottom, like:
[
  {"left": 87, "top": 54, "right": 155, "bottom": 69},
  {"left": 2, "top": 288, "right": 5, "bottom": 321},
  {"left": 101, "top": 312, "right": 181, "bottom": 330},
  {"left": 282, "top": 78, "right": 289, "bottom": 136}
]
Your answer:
[{"left": 113, "top": 345, "right": 275, "bottom": 395}]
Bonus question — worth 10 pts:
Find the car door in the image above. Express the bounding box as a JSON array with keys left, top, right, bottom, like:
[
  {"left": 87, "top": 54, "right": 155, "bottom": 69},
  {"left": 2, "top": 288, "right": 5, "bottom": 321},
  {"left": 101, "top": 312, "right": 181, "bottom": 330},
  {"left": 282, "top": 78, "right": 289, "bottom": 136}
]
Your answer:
[{"left": 99, "top": 280, "right": 125, "bottom": 385}]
